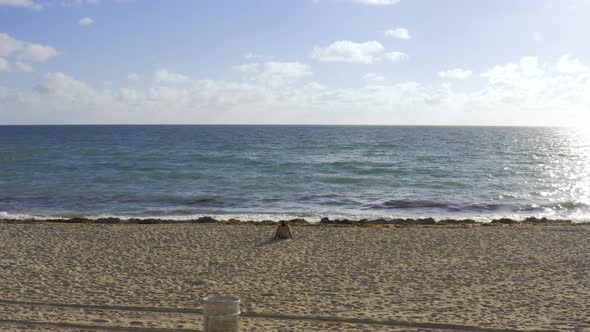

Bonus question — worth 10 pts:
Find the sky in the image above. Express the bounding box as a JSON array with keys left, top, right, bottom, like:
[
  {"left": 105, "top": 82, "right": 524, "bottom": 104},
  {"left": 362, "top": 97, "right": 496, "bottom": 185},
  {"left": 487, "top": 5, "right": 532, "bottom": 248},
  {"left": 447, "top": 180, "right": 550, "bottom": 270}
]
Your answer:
[{"left": 1, "top": 0, "right": 590, "bottom": 125}]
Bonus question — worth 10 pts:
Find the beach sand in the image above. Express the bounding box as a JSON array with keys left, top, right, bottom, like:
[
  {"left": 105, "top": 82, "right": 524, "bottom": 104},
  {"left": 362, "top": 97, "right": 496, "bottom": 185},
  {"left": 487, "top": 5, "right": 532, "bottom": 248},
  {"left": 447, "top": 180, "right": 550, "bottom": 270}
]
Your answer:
[{"left": 0, "top": 222, "right": 588, "bottom": 331}]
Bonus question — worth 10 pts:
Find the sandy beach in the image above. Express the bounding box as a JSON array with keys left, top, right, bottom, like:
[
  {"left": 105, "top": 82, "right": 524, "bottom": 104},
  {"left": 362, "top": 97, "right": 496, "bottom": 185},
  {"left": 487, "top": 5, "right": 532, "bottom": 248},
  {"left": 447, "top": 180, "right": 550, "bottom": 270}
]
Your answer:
[{"left": 0, "top": 222, "right": 588, "bottom": 331}]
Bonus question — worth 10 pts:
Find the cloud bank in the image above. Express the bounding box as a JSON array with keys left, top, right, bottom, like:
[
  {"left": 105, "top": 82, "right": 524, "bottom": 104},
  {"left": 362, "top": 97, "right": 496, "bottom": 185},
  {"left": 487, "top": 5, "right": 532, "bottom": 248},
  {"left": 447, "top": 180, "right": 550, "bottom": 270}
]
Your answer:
[{"left": 1, "top": 55, "right": 589, "bottom": 126}]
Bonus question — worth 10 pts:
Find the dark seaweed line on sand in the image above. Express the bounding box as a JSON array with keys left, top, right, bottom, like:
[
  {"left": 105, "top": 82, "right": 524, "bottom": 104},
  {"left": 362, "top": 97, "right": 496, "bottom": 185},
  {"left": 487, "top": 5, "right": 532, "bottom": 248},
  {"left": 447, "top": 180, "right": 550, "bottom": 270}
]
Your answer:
[{"left": 0, "top": 215, "right": 586, "bottom": 226}]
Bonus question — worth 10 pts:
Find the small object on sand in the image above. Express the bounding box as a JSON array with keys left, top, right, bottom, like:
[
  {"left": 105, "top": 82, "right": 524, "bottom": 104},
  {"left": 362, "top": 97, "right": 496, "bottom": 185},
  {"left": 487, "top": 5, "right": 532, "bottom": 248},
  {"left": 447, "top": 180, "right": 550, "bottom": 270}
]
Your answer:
[
  {"left": 274, "top": 220, "right": 293, "bottom": 239},
  {"left": 203, "top": 294, "right": 241, "bottom": 332}
]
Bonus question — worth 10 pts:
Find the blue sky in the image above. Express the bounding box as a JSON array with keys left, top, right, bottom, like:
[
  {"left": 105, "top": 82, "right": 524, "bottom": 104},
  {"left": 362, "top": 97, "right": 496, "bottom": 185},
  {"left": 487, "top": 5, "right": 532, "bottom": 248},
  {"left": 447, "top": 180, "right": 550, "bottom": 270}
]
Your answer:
[{"left": 1, "top": 0, "right": 590, "bottom": 125}]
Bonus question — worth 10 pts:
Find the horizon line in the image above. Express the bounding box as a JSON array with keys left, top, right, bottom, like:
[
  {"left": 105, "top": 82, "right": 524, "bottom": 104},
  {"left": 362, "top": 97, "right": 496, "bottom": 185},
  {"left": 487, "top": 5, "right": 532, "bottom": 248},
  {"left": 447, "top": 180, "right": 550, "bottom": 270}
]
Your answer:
[{"left": 0, "top": 124, "right": 580, "bottom": 128}]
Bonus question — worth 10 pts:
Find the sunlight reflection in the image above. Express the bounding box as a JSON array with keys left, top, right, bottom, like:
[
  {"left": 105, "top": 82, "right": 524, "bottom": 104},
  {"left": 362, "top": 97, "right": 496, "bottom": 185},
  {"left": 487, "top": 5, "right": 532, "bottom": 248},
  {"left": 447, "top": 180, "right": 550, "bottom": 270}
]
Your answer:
[{"left": 564, "top": 127, "right": 590, "bottom": 214}]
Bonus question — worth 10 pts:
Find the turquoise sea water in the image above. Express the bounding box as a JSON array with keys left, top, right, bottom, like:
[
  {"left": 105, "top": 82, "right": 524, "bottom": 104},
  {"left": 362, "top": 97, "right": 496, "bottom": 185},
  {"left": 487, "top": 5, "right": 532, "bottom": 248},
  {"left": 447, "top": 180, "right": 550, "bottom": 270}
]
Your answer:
[{"left": 1, "top": 125, "right": 589, "bottom": 221}]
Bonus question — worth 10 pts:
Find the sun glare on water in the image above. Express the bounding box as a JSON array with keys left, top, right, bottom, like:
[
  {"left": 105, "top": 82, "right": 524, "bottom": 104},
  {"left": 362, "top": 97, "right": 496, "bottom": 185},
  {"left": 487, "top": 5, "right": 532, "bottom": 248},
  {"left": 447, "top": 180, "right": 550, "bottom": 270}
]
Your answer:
[{"left": 562, "top": 127, "right": 590, "bottom": 218}]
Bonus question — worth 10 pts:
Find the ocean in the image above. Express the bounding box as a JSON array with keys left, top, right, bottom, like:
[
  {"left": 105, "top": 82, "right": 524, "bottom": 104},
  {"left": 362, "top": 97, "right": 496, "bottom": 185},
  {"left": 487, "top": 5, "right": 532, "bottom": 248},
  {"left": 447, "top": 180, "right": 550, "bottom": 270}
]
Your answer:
[{"left": 1, "top": 125, "right": 589, "bottom": 222}]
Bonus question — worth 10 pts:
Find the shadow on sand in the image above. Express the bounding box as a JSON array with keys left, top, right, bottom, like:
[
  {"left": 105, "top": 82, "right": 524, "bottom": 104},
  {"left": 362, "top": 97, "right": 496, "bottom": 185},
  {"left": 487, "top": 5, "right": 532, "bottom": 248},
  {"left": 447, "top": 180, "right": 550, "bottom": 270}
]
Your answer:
[{"left": 257, "top": 238, "right": 290, "bottom": 247}]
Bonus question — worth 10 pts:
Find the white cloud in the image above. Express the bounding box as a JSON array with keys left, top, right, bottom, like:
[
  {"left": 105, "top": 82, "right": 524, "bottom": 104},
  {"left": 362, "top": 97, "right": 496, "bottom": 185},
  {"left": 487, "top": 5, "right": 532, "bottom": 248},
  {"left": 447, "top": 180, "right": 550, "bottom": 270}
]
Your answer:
[
  {"left": 2, "top": 55, "right": 590, "bottom": 126},
  {"left": 34, "top": 72, "right": 95, "bottom": 97},
  {"left": 0, "top": 58, "right": 9, "bottom": 72},
  {"left": 14, "top": 61, "right": 33, "bottom": 72},
  {"left": 35, "top": 72, "right": 90, "bottom": 95},
  {"left": 311, "top": 40, "right": 385, "bottom": 64},
  {"left": 257, "top": 61, "right": 312, "bottom": 85},
  {"left": 0, "top": 33, "right": 59, "bottom": 63},
  {"left": 0, "top": 74, "right": 435, "bottom": 124},
  {"left": 556, "top": 54, "right": 589, "bottom": 73},
  {"left": 0, "top": 58, "right": 33, "bottom": 72},
  {"left": 79, "top": 17, "right": 94, "bottom": 26},
  {"left": 0, "top": 0, "right": 102, "bottom": 9},
  {"left": 155, "top": 69, "right": 192, "bottom": 84},
  {"left": 311, "top": 40, "right": 407, "bottom": 64},
  {"left": 384, "top": 28, "right": 411, "bottom": 40},
  {"left": 363, "top": 72, "right": 385, "bottom": 82},
  {"left": 0, "top": 33, "right": 56, "bottom": 72},
  {"left": 384, "top": 51, "right": 408, "bottom": 62},
  {"left": 127, "top": 73, "right": 142, "bottom": 81},
  {"left": 20, "top": 43, "right": 59, "bottom": 62},
  {"left": 354, "top": 0, "right": 400, "bottom": 5},
  {"left": 438, "top": 68, "right": 472, "bottom": 80},
  {"left": 482, "top": 56, "right": 544, "bottom": 85},
  {"left": 0, "top": 0, "right": 103, "bottom": 10},
  {"left": 0, "top": 0, "right": 42, "bottom": 10},
  {"left": 473, "top": 55, "right": 590, "bottom": 122},
  {"left": 194, "top": 80, "right": 271, "bottom": 109},
  {"left": 148, "top": 85, "right": 190, "bottom": 102},
  {"left": 244, "top": 52, "right": 273, "bottom": 61},
  {"left": 61, "top": 0, "right": 100, "bottom": 6},
  {"left": 304, "top": 81, "right": 326, "bottom": 90},
  {"left": 234, "top": 61, "right": 312, "bottom": 86},
  {"left": 519, "top": 56, "right": 544, "bottom": 76},
  {"left": 118, "top": 88, "right": 139, "bottom": 101},
  {"left": 533, "top": 32, "right": 543, "bottom": 42},
  {"left": 232, "top": 62, "right": 260, "bottom": 73}
]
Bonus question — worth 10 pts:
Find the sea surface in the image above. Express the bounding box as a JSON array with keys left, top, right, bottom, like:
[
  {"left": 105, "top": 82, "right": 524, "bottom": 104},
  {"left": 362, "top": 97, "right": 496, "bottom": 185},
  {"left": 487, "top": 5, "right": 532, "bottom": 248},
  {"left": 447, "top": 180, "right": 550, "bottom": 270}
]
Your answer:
[{"left": 1, "top": 125, "right": 589, "bottom": 222}]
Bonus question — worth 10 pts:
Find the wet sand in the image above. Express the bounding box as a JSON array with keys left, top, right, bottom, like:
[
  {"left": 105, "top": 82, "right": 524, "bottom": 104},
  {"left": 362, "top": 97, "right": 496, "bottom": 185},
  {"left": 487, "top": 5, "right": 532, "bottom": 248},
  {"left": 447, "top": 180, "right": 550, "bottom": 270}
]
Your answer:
[{"left": 0, "top": 222, "right": 588, "bottom": 331}]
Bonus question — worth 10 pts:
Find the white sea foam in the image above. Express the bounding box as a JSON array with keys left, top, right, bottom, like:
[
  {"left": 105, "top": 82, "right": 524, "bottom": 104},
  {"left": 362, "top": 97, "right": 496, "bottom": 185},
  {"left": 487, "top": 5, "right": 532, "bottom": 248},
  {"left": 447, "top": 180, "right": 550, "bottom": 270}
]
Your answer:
[
  {"left": 0, "top": 211, "right": 64, "bottom": 220},
  {"left": 2, "top": 211, "right": 588, "bottom": 223}
]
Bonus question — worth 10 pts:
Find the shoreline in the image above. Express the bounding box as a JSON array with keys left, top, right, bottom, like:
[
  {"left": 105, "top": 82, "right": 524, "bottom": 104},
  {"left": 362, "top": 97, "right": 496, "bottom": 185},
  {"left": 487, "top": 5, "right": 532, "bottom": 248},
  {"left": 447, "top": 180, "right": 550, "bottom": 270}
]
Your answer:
[{"left": 1, "top": 215, "right": 587, "bottom": 226}]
